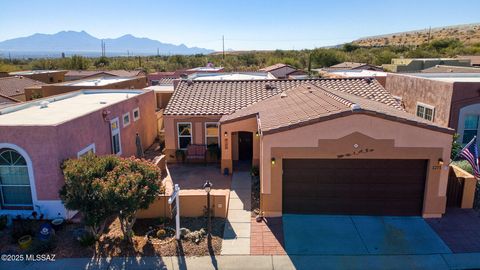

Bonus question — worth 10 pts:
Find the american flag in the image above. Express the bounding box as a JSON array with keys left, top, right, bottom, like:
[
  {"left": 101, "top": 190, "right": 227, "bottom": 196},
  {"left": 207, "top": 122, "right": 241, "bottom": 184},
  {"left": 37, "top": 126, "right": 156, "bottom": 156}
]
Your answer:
[{"left": 459, "top": 136, "right": 480, "bottom": 179}]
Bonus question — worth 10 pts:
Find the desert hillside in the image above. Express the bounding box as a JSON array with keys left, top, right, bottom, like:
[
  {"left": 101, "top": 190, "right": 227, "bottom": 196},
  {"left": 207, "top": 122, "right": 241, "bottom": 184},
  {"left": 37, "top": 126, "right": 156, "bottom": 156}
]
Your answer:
[{"left": 353, "top": 23, "right": 480, "bottom": 46}]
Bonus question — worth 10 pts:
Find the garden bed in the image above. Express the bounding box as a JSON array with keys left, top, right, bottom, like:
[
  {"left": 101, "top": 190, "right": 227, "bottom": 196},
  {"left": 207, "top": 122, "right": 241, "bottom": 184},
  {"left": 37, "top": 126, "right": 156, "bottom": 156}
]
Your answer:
[{"left": 0, "top": 217, "right": 225, "bottom": 258}]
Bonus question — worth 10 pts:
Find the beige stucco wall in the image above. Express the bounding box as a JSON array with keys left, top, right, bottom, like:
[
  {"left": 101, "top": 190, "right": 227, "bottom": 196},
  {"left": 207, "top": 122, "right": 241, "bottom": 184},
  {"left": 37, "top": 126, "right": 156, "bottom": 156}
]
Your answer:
[
  {"left": 164, "top": 115, "right": 222, "bottom": 161},
  {"left": 256, "top": 114, "right": 452, "bottom": 218},
  {"left": 220, "top": 116, "right": 260, "bottom": 173}
]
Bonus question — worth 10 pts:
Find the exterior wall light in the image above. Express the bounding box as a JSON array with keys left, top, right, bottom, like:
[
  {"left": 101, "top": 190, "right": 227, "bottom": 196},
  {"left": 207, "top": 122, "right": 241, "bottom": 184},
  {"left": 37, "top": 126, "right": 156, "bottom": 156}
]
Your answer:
[
  {"left": 271, "top": 157, "right": 276, "bottom": 165},
  {"left": 256, "top": 131, "right": 259, "bottom": 137},
  {"left": 224, "top": 132, "right": 228, "bottom": 137},
  {"left": 438, "top": 158, "right": 444, "bottom": 166}
]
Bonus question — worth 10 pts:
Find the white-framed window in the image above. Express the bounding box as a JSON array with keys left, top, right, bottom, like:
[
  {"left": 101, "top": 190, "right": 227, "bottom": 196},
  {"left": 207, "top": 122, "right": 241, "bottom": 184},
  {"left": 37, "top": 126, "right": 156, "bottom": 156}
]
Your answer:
[
  {"left": 205, "top": 122, "right": 219, "bottom": 146},
  {"left": 416, "top": 102, "right": 435, "bottom": 121},
  {"left": 110, "top": 117, "right": 122, "bottom": 155},
  {"left": 177, "top": 122, "right": 192, "bottom": 150},
  {"left": 0, "top": 148, "right": 33, "bottom": 207},
  {"left": 462, "top": 115, "right": 479, "bottom": 144},
  {"left": 77, "top": 143, "right": 96, "bottom": 158},
  {"left": 133, "top": 108, "right": 140, "bottom": 121},
  {"left": 123, "top": 112, "right": 131, "bottom": 127}
]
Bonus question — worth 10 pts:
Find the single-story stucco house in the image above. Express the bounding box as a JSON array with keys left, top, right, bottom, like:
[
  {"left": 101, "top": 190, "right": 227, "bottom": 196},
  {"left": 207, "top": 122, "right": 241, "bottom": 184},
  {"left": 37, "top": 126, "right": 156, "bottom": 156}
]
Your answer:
[
  {"left": 163, "top": 78, "right": 454, "bottom": 218},
  {"left": 0, "top": 89, "right": 157, "bottom": 219}
]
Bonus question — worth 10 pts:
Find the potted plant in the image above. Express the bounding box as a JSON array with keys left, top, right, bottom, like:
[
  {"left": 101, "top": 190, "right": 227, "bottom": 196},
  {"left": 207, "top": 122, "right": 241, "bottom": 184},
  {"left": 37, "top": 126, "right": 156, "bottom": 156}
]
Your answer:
[
  {"left": 175, "top": 149, "right": 186, "bottom": 163},
  {"left": 18, "top": 235, "right": 32, "bottom": 250}
]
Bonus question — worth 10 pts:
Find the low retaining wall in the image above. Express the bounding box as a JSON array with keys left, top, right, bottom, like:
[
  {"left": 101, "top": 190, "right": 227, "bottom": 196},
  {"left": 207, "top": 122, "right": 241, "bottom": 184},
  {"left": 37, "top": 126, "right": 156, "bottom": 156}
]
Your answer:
[{"left": 137, "top": 191, "right": 228, "bottom": 219}]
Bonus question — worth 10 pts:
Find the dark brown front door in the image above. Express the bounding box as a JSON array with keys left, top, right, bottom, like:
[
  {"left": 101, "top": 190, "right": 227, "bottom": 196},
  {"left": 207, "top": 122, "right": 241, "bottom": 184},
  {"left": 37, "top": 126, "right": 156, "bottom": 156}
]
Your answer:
[
  {"left": 282, "top": 159, "right": 427, "bottom": 216},
  {"left": 238, "top": 132, "right": 253, "bottom": 161}
]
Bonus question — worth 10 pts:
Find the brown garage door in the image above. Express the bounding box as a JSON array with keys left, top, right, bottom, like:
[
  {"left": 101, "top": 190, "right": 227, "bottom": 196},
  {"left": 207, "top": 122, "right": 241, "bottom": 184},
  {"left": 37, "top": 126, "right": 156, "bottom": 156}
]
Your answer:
[{"left": 283, "top": 159, "right": 427, "bottom": 216}]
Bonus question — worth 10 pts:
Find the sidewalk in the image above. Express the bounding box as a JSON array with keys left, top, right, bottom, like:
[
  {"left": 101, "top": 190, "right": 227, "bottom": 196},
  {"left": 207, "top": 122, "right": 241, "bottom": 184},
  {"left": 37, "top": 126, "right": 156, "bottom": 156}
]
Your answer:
[
  {"left": 221, "top": 171, "right": 252, "bottom": 255},
  {"left": 2, "top": 253, "right": 480, "bottom": 270}
]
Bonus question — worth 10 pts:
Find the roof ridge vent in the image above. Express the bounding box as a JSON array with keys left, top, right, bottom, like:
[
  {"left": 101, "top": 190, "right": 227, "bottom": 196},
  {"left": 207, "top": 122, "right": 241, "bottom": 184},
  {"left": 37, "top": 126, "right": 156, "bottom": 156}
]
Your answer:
[
  {"left": 351, "top": 104, "right": 361, "bottom": 111},
  {"left": 39, "top": 100, "right": 50, "bottom": 109},
  {"left": 280, "top": 92, "right": 288, "bottom": 98},
  {"left": 187, "top": 79, "right": 193, "bottom": 86}
]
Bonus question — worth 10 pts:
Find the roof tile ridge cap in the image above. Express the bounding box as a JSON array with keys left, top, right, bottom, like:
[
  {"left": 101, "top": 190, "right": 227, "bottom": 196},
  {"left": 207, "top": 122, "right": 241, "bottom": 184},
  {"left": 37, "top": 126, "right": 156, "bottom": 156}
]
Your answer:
[{"left": 316, "top": 86, "right": 355, "bottom": 108}]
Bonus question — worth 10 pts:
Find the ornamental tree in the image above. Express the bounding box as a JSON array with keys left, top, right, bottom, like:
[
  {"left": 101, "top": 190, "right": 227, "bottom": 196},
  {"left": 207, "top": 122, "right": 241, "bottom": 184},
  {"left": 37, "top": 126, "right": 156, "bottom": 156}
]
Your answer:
[
  {"left": 104, "top": 157, "right": 164, "bottom": 242},
  {"left": 60, "top": 153, "right": 119, "bottom": 238}
]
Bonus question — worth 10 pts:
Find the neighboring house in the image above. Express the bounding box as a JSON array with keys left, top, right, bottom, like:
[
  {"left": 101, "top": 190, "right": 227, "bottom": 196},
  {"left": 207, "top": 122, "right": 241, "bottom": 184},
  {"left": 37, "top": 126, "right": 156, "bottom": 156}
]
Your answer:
[
  {"left": 24, "top": 76, "right": 148, "bottom": 100},
  {"left": 259, "top": 63, "right": 306, "bottom": 79},
  {"left": 456, "top": 55, "right": 480, "bottom": 67},
  {"left": 318, "top": 69, "right": 388, "bottom": 87},
  {"left": 65, "top": 70, "right": 146, "bottom": 81},
  {"left": 382, "top": 58, "right": 471, "bottom": 72},
  {"left": 164, "top": 78, "right": 453, "bottom": 218},
  {"left": 188, "top": 72, "right": 276, "bottom": 81},
  {"left": 8, "top": 70, "right": 67, "bottom": 84},
  {"left": 326, "top": 62, "right": 383, "bottom": 71},
  {"left": 421, "top": 65, "right": 480, "bottom": 73},
  {"left": 0, "top": 76, "right": 45, "bottom": 101},
  {"left": 147, "top": 66, "right": 224, "bottom": 86},
  {"left": 385, "top": 73, "right": 480, "bottom": 146},
  {"left": 0, "top": 89, "right": 157, "bottom": 219}
]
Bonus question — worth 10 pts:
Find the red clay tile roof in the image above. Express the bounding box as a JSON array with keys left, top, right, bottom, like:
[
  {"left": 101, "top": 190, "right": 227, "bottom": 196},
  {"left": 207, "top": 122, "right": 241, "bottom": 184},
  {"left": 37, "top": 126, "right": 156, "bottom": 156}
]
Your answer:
[
  {"left": 220, "top": 84, "right": 453, "bottom": 134},
  {"left": 0, "top": 76, "right": 45, "bottom": 97},
  {"left": 164, "top": 78, "right": 402, "bottom": 116},
  {"left": 259, "top": 63, "right": 292, "bottom": 72}
]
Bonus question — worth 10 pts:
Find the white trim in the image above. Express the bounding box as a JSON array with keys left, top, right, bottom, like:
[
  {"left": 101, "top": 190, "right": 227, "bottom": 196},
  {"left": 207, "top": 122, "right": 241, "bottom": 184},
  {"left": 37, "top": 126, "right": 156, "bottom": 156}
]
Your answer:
[
  {"left": 122, "top": 112, "right": 131, "bottom": 127},
  {"left": 205, "top": 122, "right": 219, "bottom": 146},
  {"left": 416, "top": 102, "right": 435, "bottom": 121},
  {"left": 0, "top": 143, "right": 37, "bottom": 209},
  {"left": 77, "top": 143, "right": 96, "bottom": 158},
  {"left": 110, "top": 117, "right": 122, "bottom": 156},
  {"left": 177, "top": 122, "right": 192, "bottom": 150},
  {"left": 133, "top": 107, "right": 140, "bottom": 122}
]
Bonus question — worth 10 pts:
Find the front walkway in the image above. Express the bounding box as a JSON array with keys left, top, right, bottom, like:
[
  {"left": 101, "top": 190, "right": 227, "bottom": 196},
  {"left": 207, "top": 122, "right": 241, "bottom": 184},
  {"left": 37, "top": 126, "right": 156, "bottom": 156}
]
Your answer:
[{"left": 221, "top": 171, "right": 252, "bottom": 255}]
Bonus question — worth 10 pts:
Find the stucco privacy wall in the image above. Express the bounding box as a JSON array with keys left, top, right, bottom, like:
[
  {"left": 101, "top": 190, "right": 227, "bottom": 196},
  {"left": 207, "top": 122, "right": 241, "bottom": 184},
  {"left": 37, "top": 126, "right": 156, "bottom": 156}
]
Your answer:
[
  {"left": 163, "top": 115, "right": 222, "bottom": 161},
  {"left": 385, "top": 74, "right": 454, "bottom": 127},
  {"left": 259, "top": 114, "right": 452, "bottom": 218},
  {"left": 0, "top": 91, "right": 157, "bottom": 218},
  {"left": 220, "top": 116, "right": 260, "bottom": 172}
]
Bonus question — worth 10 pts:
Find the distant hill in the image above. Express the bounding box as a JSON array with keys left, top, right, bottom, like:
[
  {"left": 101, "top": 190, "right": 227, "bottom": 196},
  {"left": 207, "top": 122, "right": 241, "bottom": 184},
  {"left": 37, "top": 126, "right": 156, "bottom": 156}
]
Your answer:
[
  {"left": 353, "top": 23, "right": 480, "bottom": 47},
  {"left": 0, "top": 31, "right": 213, "bottom": 57}
]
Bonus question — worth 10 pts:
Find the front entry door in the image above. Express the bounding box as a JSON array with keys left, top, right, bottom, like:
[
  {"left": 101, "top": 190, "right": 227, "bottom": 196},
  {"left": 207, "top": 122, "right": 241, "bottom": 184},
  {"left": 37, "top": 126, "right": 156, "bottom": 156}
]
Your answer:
[{"left": 238, "top": 132, "right": 253, "bottom": 161}]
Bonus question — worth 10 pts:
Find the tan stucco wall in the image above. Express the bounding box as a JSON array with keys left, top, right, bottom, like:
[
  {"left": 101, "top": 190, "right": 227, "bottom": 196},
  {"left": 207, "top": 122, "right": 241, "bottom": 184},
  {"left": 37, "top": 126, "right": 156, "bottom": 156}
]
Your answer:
[
  {"left": 257, "top": 114, "right": 452, "bottom": 218},
  {"left": 164, "top": 115, "right": 222, "bottom": 161},
  {"left": 385, "top": 74, "right": 454, "bottom": 127},
  {"left": 220, "top": 116, "right": 260, "bottom": 173}
]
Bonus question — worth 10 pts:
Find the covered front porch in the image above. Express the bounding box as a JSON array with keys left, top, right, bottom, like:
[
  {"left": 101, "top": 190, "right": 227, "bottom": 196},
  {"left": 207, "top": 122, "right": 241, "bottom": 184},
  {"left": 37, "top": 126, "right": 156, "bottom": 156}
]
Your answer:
[{"left": 220, "top": 116, "right": 260, "bottom": 174}]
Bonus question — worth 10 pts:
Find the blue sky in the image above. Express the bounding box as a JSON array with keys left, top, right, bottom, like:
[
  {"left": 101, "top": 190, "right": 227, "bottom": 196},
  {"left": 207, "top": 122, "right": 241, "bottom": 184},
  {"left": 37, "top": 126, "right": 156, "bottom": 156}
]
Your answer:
[{"left": 0, "top": 0, "right": 479, "bottom": 51}]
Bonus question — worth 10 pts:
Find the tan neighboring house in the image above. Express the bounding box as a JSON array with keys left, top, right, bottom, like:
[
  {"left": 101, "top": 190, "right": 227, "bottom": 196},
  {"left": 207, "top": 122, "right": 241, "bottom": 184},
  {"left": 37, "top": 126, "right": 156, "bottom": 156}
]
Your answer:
[
  {"left": 24, "top": 76, "right": 148, "bottom": 100},
  {"left": 259, "top": 63, "right": 307, "bottom": 79},
  {"left": 421, "top": 65, "right": 480, "bottom": 73},
  {"left": 65, "top": 70, "right": 146, "bottom": 81},
  {"left": 8, "top": 70, "right": 67, "bottom": 84},
  {"left": 385, "top": 73, "right": 480, "bottom": 147},
  {"left": 164, "top": 78, "right": 454, "bottom": 218},
  {"left": 0, "top": 76, "right": 45, "bottom": 102},
  {"left": 382, "top": 58, "right": 471, "bottom": 72},
  {"left": 456, "top": 55, "right": 480, "bottom": 67}
]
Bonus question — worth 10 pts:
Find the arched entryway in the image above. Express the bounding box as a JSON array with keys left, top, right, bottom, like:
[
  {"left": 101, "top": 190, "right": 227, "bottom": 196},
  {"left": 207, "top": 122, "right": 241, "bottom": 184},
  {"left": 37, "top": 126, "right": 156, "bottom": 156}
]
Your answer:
[{"left": 0, "top": 148, "right": 33, "bottom": 208}]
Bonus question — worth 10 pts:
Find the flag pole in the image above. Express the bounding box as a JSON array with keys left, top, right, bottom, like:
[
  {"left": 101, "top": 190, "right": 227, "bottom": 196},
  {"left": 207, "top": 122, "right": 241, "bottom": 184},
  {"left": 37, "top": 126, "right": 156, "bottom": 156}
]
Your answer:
[{"left": 449, "top": 135, "right": 476, "bottom": 165}]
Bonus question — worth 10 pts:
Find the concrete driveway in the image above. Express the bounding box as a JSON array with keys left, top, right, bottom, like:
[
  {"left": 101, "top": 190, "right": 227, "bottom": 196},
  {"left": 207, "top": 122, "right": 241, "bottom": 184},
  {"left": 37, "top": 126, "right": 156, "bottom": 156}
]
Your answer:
[{"left": 283, "top": 215, "right": 452, "bottom": 255}]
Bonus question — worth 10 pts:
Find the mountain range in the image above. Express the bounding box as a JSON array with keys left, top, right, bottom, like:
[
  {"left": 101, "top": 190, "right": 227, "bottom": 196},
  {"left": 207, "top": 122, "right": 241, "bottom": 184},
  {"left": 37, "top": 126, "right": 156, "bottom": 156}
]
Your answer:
[{"left": 0, "top": 31, "right": 213, "bottom": 57}]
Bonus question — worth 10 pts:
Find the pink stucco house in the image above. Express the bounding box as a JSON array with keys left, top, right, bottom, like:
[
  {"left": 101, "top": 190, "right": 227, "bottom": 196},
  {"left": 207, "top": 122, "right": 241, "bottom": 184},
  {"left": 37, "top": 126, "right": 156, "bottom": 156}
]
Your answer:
[{"left": 0, "top": 89, "right": 157, "bottom": 219}]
